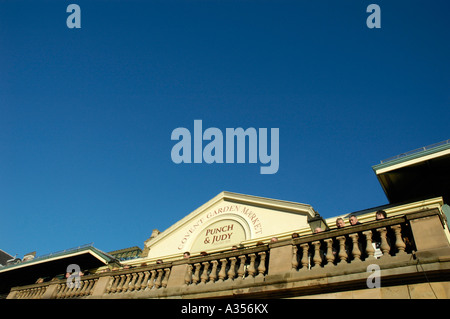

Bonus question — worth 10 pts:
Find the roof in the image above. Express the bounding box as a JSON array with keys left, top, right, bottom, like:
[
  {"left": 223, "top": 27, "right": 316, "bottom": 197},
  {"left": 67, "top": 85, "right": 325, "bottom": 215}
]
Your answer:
[
  {"left": 373, "top": 140, "right": 450, "bottom": 204},
  {"left": 0, "top": 244, "right": 117, "bottom": 295},
  {"left": 108, "top": 246, "right": 142, "bottom": 261}
]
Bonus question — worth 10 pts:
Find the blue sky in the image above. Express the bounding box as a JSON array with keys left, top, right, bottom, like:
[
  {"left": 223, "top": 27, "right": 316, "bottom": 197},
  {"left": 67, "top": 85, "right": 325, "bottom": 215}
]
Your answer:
[{"left": 1, "top": 0, "right": 449, "bottom": 258}]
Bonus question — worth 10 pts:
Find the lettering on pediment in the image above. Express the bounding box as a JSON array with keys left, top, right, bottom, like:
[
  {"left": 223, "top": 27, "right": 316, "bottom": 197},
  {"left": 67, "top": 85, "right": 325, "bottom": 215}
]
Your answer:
[
  {"left": 177, "top": 204, "right": 262, "bottom": 251},
  {"left": 191, "top": 219, "right": 246, "bottom": 252}
]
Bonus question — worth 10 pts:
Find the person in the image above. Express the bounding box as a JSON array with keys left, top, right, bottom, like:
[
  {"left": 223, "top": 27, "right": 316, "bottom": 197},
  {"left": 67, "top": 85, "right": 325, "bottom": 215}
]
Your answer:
[
  {"left": 375, "top": 210, "right": 387, "bottom": 220},
  {"left": 183, "top": 251, "right": 190, "bottom": 259},
  {"left": 349, "top": 215, "right": 361, "bottom": 226},
  {"left": 336, "top": 218, "right": 345, "bottom": 228},
  {"left": 270, "top": 237, "right": 278, "bottom": 243},
  {"left": 156, "top": 259, "right": 163, "bottom": 264},
  {"left": 314, "top": 227, "right": 323, "bottom": 234}
]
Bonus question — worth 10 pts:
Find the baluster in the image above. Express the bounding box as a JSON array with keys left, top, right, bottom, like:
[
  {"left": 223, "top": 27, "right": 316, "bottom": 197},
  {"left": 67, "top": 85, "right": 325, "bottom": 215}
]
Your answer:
[
  {"left": 59, "top": 284, "right": 69, "bottom": 298},
  {"left": 377, "top": 228, "right": 391, "bottom": 257},
  {"left": 349, "top": 233, "right": 362, "bottom": 262},
  {"left": 291, "top": 245, "right": 299, "bottom": 271},
  {"left": 336, "top": 236, "right": 348, "bottom": 264},
  {"left": 53, "top": 284, "right": 62, "bottom": 298},
  {"left": 312, "top": 241, "right": 322, "bottom": 268},
  {"left": 237, "top": 255, "right": 247, "bottom": 279},
  {"left": 134, "top": 272, "right": 144, "bottom": 291},
  {"left": 209, "top": 260, "right": 219, "bottom": 283},
  {"left": 24, "top": 289, "right": 32, "bottom": 298},
  {"left": 391, "top": 225, "right": 406, "bottom": 255},
  {"left": 22, "top": 289, "right": 29, "bottom": 299},
  {"left": 128, "top": 273, "right": 138, "bottom": 291},
  {"left": 185, "top": 265, "right": 193, "bottom": 285},
  {"left": 122, "top": 274, "right": 132, "bottom": 292},
  {"left": 148, "top": 270, "right": 157, "bottom": 289},
  {"left": 54, "top": 284, "right": 64, "bottom": 299},
  {"left": 140, "top": 271, "right": 150, "bottom": 290},
  {"left": 67, "top": 285, "right": 75, "bottom": 298},
  {"left": 363, "top": 230, "right": 375, "bottom": 260},
  {"left": 300, "top": 243, "right": 310, "bottom": 269},
  {"left": 105, "top": 276, "right": 113, "bottom": 294},
  {"left": 192, "top": 263, "right": 201, "bottom": 284},
  {"left": 257, "top": 252, "right": 267, "bottom": 277},
  {"left": 78, "top": 280, "right": 88, "bottom": 296},
  {"left": 324, "top": 238, "right": 335, "bottom": 266},
  {"left": 246, "top": 254, "right": 256, "bottom": 278},
  {"left": 39, "top": 287, "right": 46, "bottom": 298},
  {"left": 86, "top": 279, "right": 95, "bottom": 295},
  {"left": 201, "top": 262, "right": 210, "bottom": 284},
  {"left": 154, "top": 269, "right": 164, "bottom": 289},
  {"left": 162, "top": 268, "right": 171, "bottom": 288},
  {"left": 218, "top": 259, "right": 228, "bottom": 282},
  {"left": 227, "top": 257, "right": 237, "bottom": 281},
  {"left": 113, "top": 275, "right": 122, "bottom": 293},
  {"left": 29, "top": 288, "right": 37, "bottom": 299},
  {"left": 116, "top": 275, "right": 126, "bottom": 293}
]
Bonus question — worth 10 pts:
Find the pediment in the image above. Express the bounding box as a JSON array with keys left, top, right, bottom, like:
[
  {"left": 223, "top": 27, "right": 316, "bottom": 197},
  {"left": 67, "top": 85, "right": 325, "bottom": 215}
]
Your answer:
[{"left": 143, "top": 191, "right": 316, "bottom": 260}]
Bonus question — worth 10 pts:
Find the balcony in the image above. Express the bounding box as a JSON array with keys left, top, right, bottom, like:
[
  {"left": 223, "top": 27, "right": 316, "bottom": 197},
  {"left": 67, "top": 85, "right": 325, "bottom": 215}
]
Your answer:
[{"left": 7, "top": 204, "right": 450, "bottom": 299}]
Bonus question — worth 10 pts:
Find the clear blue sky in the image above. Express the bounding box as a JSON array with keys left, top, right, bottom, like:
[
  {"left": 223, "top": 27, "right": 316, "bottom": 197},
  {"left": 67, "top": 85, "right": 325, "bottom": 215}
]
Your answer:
[{"left": 1, "top": 0, "right": 449, "bottom": 258}]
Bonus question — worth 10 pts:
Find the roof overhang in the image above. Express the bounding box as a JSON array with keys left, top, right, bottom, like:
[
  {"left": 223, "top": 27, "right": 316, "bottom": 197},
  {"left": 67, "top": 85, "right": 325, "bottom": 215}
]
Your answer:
[
  {"left": 0, "top": 246, "right": 115, "bottom": 295},
  {"left": 373, "top": 141, "right": 450, "bottom": 204}
]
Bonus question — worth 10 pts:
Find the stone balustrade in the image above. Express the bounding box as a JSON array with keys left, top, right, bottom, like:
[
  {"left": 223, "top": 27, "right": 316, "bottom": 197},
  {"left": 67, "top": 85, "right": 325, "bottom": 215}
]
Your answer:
[
  {"left": 183, "top": 246, "right": 269, "bottom": 286},
  {"left": 291, "top": 220, "right": 413, "bottom": 271},
  {"left": 7, "top": 208, "right": 450, "bottom": 299},
  {"left": 54, "top": 278, "right": 98, "bottom": 298},
  {"left": 105, "top": 266, "right": 171, "bottom": 295},
  {"left": 13, "top": 285, "right": 47, "bottom": 299}
]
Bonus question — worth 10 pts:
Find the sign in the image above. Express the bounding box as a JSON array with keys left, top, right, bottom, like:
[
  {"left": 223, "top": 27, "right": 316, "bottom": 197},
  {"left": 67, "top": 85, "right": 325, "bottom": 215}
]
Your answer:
[
  {"left": 177, "top": 204, "right": 263, "bottom": 251},
  {"left": 190, "top": 219, "right": 247, "bottom": 252}
]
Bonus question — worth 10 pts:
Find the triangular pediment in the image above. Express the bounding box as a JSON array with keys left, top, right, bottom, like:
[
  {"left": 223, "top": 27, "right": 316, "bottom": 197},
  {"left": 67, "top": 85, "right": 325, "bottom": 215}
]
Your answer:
[{"left": 143, "top": 191, "right": 316, "bottom": 260}]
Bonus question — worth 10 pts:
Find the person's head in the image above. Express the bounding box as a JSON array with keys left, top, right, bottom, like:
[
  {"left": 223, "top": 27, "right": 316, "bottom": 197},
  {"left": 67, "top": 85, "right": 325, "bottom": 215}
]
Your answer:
[
  {"left": 270, "top": 237, "right": 278, "bottom": 243},
  {"left": 183, "top": 251, "right": 190, "bottom": 258},
  {"left": 375, "top": 210, "right": 387, "bottom": 220},
  {"left": 336, "top": 218, "right": 345, "bottom": 228},
  {"left": 349, "top": 215, "right": 359, "bottom": 225},
  {"left": 314, "top": 227, "right": 323, "bottom": 234}
]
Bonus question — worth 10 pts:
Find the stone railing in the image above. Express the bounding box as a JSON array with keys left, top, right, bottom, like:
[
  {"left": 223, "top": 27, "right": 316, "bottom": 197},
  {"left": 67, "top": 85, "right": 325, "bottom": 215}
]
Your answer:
[
  {"left": 13, "top": 284, "right": 48, "bottom": 299},
  {"left": 105, "top": 266, "right": 171, "bottom": 295},
  {"left": 53, "top": 277, "right": 98, "bottom": 299},
  {"left": 291, "top": 219, "right": 413, "bottom": 271},
  {"left": 183, "top": 245, "right": 269, "bottom": 285},
  {"left": 7, "top": 208, "right": 450, "bottom": 299}
]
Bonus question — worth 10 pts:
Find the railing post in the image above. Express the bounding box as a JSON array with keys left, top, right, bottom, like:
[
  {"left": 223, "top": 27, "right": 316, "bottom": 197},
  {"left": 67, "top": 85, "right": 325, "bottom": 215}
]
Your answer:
[
  {"left": 267, "top": 242, "right": 294, "bottom": 275},
  {"left": 409, "top": 213, "right": 450, "bottom": 259},
  {"left": 90, "top": 275, "right": 111, "bottom": 298},
  {"left": 166, "top": 262, "right": 190, "bottom": 288}
]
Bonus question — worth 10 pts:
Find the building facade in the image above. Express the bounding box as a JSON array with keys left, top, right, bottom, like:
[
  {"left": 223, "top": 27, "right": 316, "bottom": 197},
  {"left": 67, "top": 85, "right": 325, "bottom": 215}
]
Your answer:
[{"left": 2, "top": 140, "right": 450, "bottom": 299}]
